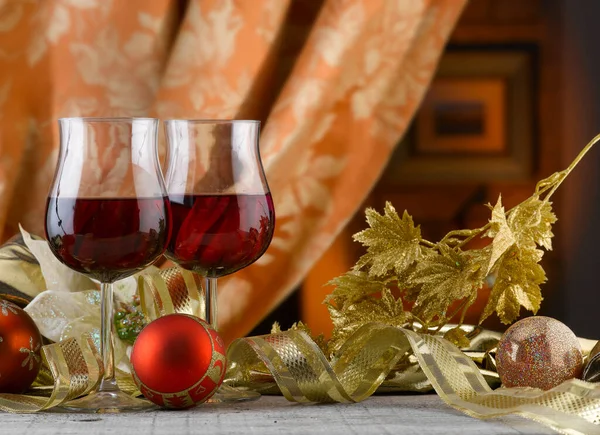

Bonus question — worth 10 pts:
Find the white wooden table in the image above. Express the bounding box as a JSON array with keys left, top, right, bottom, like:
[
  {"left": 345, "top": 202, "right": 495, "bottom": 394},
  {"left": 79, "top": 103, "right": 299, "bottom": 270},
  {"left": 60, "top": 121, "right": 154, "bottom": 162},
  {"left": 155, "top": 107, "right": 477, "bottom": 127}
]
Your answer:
[{"left": 0, "top": 395, "right": 556, "bottom": 434}]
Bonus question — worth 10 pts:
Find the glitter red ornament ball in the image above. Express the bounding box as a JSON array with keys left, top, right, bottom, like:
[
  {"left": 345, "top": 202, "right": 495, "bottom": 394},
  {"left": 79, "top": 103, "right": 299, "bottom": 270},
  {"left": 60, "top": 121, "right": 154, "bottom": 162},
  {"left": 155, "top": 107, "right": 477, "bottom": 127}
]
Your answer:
[
  {"left": 0, "top": 300, "right": 43, "bottom": 393},
  {"left": 131, "top": 314, "right": 226, "bottom": 408},
  {"left": 496, "top": 316, "right": 583, "bottom": 390}
]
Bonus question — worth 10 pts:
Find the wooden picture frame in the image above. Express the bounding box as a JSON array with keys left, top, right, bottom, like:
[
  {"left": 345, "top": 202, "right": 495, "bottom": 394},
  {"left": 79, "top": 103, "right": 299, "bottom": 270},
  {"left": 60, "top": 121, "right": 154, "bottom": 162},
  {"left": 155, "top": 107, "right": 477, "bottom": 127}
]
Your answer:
[{"left": 384, "top": 48, "right": 536, "bottom": 183}]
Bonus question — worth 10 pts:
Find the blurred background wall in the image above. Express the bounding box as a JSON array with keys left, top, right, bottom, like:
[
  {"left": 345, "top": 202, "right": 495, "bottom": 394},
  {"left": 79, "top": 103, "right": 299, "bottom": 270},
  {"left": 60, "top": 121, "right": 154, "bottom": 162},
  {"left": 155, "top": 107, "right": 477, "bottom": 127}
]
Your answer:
[{"left": 560, "top": 0, "right": 600, "bottom": 339}]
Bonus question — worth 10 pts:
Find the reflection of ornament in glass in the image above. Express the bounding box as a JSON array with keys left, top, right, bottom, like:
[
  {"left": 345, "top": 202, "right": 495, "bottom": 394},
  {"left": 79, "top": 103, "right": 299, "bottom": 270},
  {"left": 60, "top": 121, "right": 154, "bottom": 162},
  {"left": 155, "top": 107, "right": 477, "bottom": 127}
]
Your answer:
[
  {"left": 131, "top": 314, "right": 226, "bottom": 409},
  {"left": 0, "top": 300, "right": 43, "bottom": 393},
  {"left": 114, "top": 295, "right": 146, "bottom": 344},
  {"left": 496, "top": 316, "right": 582, "bottom": 390}
]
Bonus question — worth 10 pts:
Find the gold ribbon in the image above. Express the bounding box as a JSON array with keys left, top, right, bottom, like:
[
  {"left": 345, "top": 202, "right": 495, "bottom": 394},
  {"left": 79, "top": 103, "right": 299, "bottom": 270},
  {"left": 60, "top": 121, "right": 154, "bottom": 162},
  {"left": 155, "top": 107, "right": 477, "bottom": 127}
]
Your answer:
[
  {"left": 227, "top": 324, "right": 600, "bottom": 435},
  {"left": 0, "top": 338, "right": 99, "bottom": 413},
  {"left": 137, "top": 267, "right": 203, "bottom": 318}
]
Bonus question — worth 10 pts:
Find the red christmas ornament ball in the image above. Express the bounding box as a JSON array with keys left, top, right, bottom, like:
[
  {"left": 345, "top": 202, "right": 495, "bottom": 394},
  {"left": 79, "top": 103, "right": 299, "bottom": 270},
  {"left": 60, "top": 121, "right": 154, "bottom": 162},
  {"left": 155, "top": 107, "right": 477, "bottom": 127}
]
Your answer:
[
  {"left": 131, "top": 314, "right": 226, "bottom": 408},
  {"left": 0, "top": 300, "right": 43, "bottom": 393}
]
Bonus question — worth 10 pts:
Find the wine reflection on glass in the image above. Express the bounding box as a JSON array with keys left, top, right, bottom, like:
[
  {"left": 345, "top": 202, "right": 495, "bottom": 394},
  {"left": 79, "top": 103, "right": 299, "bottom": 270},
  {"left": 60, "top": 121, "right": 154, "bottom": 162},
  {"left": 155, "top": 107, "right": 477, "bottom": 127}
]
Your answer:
[
  {"left": 45, "top": 117, "right": 171, "bottom": 412},
  {"left": 164, "top": 119, "right": 275, "bottom": 402}
]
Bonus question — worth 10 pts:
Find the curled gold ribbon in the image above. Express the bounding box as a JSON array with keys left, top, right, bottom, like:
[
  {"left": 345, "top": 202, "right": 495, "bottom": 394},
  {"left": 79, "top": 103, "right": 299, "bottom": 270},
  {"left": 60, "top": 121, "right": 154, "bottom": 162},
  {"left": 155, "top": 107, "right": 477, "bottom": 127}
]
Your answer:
[
  {"left": 227, "top": 324, "right": 600, "bottom": 435},
  {"left": 138, "top": 267, "right": 203, "bottom": 318},
  {"left": 0, "top": 337, "right": 99, "bottom": 413}
]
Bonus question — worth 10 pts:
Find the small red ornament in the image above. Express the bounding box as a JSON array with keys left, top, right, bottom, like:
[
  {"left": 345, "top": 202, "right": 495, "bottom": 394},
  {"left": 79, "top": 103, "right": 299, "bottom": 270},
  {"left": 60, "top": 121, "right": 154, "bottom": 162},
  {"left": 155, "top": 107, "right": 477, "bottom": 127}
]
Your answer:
[
  {"left": 0, "top": 300, "right": 43, "bottom": 393},
  {"left": 131, "top": 314, "right": 226, "bottom": 408}
]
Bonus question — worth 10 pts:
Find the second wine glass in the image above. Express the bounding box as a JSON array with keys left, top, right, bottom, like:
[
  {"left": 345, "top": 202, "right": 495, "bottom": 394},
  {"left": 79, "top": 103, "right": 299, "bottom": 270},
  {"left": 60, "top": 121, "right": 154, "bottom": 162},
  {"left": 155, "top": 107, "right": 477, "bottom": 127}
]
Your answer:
[{"left": 164, "top": 119, "right": 275, "bottom": 402}]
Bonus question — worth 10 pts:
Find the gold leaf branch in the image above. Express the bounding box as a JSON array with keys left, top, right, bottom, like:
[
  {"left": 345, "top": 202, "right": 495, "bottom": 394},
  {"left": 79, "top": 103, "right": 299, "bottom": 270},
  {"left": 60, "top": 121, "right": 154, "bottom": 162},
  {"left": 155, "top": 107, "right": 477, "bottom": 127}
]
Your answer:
[{"left": 326, "top": 134, "right": 600, "bottom": 353}]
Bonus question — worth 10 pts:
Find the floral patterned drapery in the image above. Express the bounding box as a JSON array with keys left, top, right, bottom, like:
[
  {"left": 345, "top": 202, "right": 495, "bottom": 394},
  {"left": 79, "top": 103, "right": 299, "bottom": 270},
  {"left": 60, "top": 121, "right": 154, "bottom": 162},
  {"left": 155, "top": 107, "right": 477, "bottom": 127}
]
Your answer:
[{"left": 0, "top": 0, "right": 466, "bottom": 342}]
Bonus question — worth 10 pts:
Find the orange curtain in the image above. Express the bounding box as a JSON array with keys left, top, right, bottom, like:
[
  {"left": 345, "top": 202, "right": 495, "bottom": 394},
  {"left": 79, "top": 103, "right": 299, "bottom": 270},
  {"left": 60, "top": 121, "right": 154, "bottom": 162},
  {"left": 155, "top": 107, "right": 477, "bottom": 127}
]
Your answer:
[{"left": 0, "top": 0, "right": 466, "bottom": 342}]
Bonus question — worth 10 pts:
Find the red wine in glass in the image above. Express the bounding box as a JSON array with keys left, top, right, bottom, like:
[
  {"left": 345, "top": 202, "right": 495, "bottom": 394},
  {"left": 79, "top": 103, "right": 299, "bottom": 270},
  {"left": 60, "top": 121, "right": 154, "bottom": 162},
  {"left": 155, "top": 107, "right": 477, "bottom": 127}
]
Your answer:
[
  {"left": 45, "top": 197, "right": 171, "bottom": 283},
  {"left": 166, "top": 193, "right": 275, "bottom": 277}
]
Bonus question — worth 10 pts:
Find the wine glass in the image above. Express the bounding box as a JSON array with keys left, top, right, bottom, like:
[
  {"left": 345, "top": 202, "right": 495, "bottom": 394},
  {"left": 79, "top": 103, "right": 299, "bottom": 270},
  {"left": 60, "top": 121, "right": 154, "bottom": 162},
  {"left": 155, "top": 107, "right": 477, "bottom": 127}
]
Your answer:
[
  {"left": 45, "top": 117, "right": 171, "bottom": 412},
  {"left": 163, "top": 119, "right": 275, "bottom": 402}
]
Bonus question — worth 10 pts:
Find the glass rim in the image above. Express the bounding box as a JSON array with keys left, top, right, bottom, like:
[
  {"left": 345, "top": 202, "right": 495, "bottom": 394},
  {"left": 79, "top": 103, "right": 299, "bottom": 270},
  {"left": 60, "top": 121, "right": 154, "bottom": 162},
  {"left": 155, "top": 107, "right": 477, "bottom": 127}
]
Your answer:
[
  {"left": 58, "top": 117, "right": 159, "bottom": 123},
  {"left": 164, "top": 119, "right": 260, "bottom": 125}
]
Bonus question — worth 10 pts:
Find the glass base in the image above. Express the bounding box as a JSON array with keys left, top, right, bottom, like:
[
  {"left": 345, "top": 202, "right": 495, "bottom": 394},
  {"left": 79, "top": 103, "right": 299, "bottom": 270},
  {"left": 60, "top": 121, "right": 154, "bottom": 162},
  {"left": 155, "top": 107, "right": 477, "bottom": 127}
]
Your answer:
[
  {"left": 206, "top": 384, "right": 261, "bottom": 403},
  {"left": 61, "top": 390, "right": 156, "bottom": 413}
]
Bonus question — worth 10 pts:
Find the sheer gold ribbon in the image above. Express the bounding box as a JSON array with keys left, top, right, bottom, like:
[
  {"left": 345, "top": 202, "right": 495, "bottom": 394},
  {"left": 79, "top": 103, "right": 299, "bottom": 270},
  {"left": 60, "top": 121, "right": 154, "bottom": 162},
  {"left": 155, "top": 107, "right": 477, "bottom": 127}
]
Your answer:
[
  {"left": 2, "top": 267, "right": 600, "bottom": 435},
  {"left": 227, "top": 324, "right": 600, "bottom": 435}
]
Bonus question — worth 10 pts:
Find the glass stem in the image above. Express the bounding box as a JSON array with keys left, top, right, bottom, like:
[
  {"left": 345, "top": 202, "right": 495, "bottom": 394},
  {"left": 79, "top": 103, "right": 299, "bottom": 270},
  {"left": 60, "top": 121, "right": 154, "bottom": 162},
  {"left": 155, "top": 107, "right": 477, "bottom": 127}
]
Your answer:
[
  {"left": 204, "top": 277, "right": 218, "bottom": 330},
  {"left": 98, "top": 282, "right": 117, "bottom": 392}
]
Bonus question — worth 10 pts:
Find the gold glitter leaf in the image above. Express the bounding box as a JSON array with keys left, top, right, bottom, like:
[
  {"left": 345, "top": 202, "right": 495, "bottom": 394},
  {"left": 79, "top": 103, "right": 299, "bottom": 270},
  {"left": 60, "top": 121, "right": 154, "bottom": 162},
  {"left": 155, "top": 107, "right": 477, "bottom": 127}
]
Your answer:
[
  {"left": 353, "top": 203, "right": 422, "bottom": 277},
  {"left": 410, "top": 245, "right": 486, "bottom": 324},
  {"left": 480, "top": 247, "right": 545, "bottom": 324},
  {"left": 327, "top": 288, "right": 409, "bottom": 355},
  {"left": 325, "top": 271, "right": 390, "bottom": 310},
  {"left": 443, "top": 326, "right": 471, "bottom": 348},
  {"left": 508, "top": 198, "right": 557, "bottom": 251},
  {"left": 485, "top": 196, "right": 516, "bottom": 275}
]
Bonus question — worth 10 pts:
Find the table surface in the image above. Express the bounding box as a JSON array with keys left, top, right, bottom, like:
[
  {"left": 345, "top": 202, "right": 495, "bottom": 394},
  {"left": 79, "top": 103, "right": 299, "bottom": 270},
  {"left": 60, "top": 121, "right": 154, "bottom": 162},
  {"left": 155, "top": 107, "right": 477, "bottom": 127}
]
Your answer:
[{"left": 0, "top": 394, "right": 556, "bottom": 435}]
